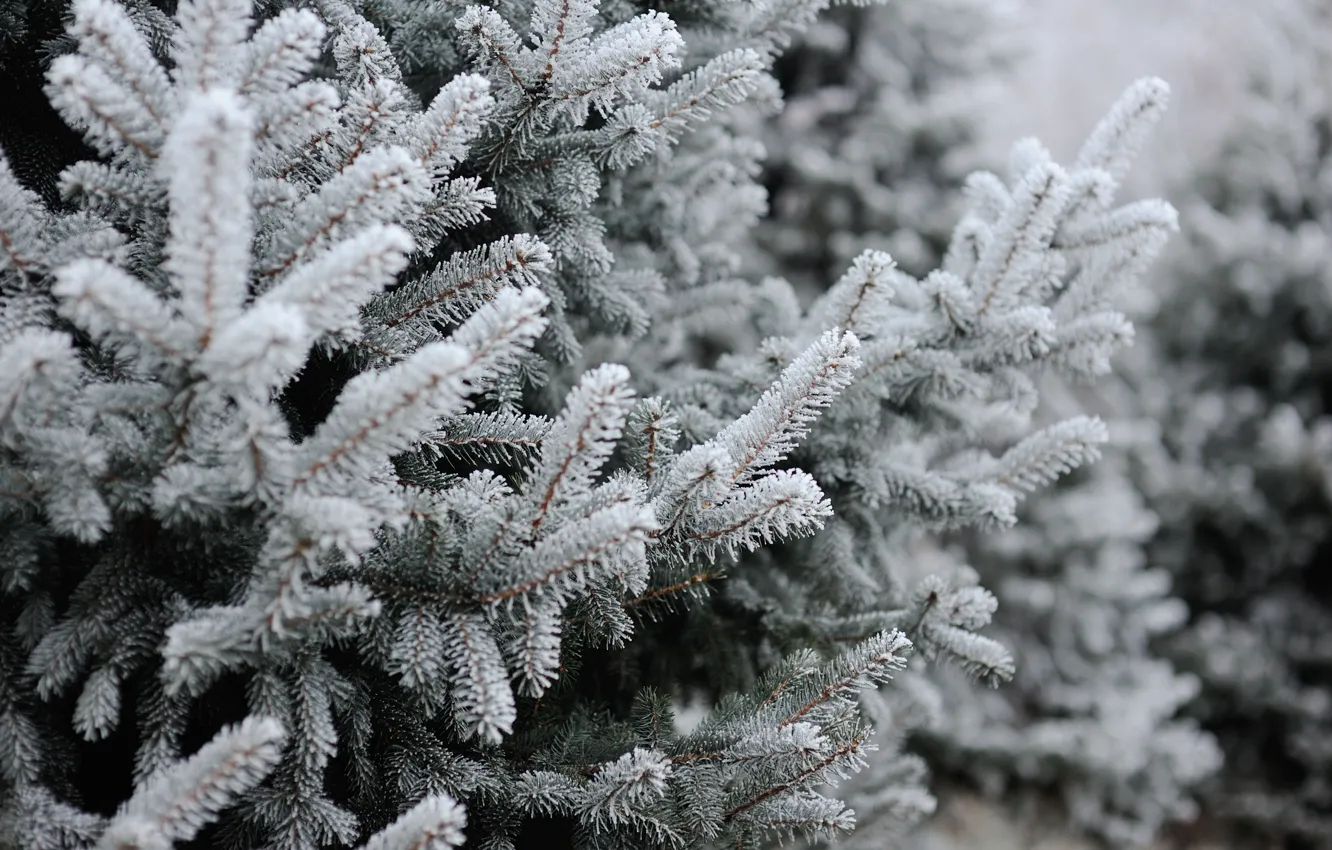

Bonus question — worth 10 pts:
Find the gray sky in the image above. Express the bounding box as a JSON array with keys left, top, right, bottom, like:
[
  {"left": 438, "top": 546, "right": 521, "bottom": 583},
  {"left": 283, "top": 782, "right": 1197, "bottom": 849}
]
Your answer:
[{"left": 980, "top": 0, "right": 1265, "bottom": 199}]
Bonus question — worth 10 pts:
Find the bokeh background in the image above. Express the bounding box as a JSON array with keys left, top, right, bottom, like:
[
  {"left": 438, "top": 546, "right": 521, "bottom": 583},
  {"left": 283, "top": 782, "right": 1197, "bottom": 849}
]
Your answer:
[
  {"left": 982, "top": 0, "right": 1263, "bottom": 200},
  {"left": 906, "top": 2, "right": 1329, "bottom": 847}
]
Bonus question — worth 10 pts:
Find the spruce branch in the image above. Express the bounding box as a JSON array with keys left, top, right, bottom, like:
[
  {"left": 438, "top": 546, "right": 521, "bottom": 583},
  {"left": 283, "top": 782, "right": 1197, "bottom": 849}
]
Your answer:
[
  {"left": 418, "top": 411, "right": 552, "bottom": 468},
  {"left": 161, "top": 89, "right": 255, "bottom": 351},
  {"left": 1055, "top": 198, "right": 1179, "bottom": 252},
  {"left": 809, "top": 250, "right": 900, "bottom": 337},
  {"left": 651, "top": 444, "right": 732, "bottom": 535},
  {"left": 251, "top": 81, "right": 341, "bottom": 169},
  {"left": 684, "top": 470, "right": 832, "bottom": 561},
  {"left": 95, "top": 716, "right": 286, "bottom": 850},
  {"left": 718, "top": 330, "right": 861, "bottom": 484},
  {"left": 601, "top": 49, "right": 768, "bottom": 170},
  {"left": 359, "top": 794, "right": 466, "bottom": 850},
  {"left": 0, "top": 157, "right": 47, "bottom": 279},
  {"left": 512, "top": 770, "right": 584, "bottom": 817},
  {"left": 525, "top": 363, "right": 637, "bottom": 535},
  {"left": 364, "top": 234, "right": 552, "bottom": 358},
  {"left": 772, "top": 630, "right": 912, "bottom": 729},
  {"left": 240, "top": 8, "right": 327, "bottom": 95},
  {"left": 441, "top": 612, "right": 515, "bottom": 744},
  {"left": 52, "top": 0, "right": 174, "bottom": 156},
  {"left": 292, "top": 287, "right": 549, "bottom": 495},
  {"left": 171, "top": 0, "right": 252, "bottom": 93},
  {"left": 906, "top": 574, "right": 1014, "bottom": 686},
  {"left": 477, "top": 500, "right": 657, "bottom": 606},
  {"left": 291, "top": 342, "right": 474, "bottom": 493},
  {"left": 504, "top": 595, "right": 564, "bottom": 697},
  {"left": 991, "top": 415, "right": 1108, "bottom": 494},
  {"left": 580, "top": 748, "right": 671, "bottom": 828},
  {"left": 259, "top": 146, "right": 431, "bottom": 281},
  {"left": 549, "top": 11, "right": 684, "bottom": 123},
  {"left": 723, "top": 738, "right": 868, "bottom": 823},
  {"left": 454, "top": 6, "right": 537, "bottom": 96},
  {"left": 411, "top": 74, "right": 495, "bottom": 176},
  {"left": 257, "top": 223, "right": 414, "bottom": 353},
  {"left": 624, "top": 398, "right": 679, "bottom": 487},
  {"left": 972, "top": 162, "right": 1073, "bottom": 315},
  {"left": 388, "top": 604, "right": 447, "bottom": 692},
  {"left": 531, "top": 0, "right": 598, "bottom": 85},
  {"left": 51, "top": 260, "right": 192, "bottom": 368},
  {"left": 46, "top": 55, "right": 167, "bottom": 159},
  {"left": 1073, "top": 76, "right": 1171, "bottom": 188}
]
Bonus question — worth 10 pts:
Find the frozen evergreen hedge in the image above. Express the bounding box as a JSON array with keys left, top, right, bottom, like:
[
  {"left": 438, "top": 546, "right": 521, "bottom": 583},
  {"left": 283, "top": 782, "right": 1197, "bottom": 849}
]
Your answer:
[
  {"left": 0, "top": 0, "right": 1197, "bottom": 847},
  {"left": 743, "top": 3, "right": 1221, "bottom": 844},
  {"left": 753, "top": 0, "right": 1013, "bottom": 288},
  {"left": 920, "top": 373, "right": 1222, "bottom": 847},
  {"left": 1133, "top": 0, "right": 1332, "bottom": 843}
]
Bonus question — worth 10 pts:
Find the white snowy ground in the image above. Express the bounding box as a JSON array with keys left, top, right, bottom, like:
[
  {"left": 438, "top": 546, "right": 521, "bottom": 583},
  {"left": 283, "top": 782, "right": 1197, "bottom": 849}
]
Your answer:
[{"left": 979, "top": 0, "right": 1265, "bottom": 201}]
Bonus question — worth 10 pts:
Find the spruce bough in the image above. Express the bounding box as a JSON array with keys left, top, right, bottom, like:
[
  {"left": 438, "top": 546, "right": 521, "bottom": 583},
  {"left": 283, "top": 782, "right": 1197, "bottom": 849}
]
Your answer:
[{"left": 0, "top": 0, "right": 1189, "bottom": 847}]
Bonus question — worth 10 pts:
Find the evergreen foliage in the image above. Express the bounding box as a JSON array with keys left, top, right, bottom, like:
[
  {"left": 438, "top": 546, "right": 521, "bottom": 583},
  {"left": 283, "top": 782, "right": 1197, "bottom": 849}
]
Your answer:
[
  {"left": 0, "top": 0, "right": 1190, "bottom": 847},
  {"left": 753, "top": 0, "right": 1014, "bottom": 288},
  {"left": 922, "top": 374, "right": 1221, "bottom": 847},
  {"left": 743, "top": 35, "right": 1220, "bottom": 839},
  {"left": 1134, "top": 1, "right": 1332, "bottom": 843},
  {"left": 624, "top": 75, "right": 1184, "bottom": 681}
]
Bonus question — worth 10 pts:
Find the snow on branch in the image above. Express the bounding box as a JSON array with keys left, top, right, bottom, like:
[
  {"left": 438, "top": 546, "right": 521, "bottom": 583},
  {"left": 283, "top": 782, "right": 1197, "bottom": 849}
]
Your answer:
[
  {"left": 240, "top": 8, "right": 327, "bottom": 95},
  {"left": 551, "top": 11, "right": 683, "bottom": 123},
  {"left": 718, "top": 329, "right": 861, "bottom": 484},
  {"left": 601, "top": 49, "right": 770, "bottom": 170},
  {"left": 990, "top": 415, "right": 1108, "bottom": 494},
  {"left": 683, "top": 469, "right": 832, "bottom": 561},
  {"left": 441, "top": 612, "right": 515, "bottom": 745},
  {"left": 46, "top": 0, "right": 174, "bottom": 159},
  {"left": 418, "top": 411, "right": 552, "bottom": 468},
  {"left": 171, "top": 0, "right": 252, "bottom": 93},
  {"left": 362, "top": 233, "right": 553, "bottom": 360},
  {"left": 95, "top": 716, "right": 285, "bottom": 850},
  {"left": 650, "top": 443, "right": 733, "bottom": 535},
  {"left": 530, "top": 0, "right": 599, "bottom": 86},
  {"left": 161, "top": 89, "right": 255, "bottom": 351},
  {"left": 292, "top": 343, "right": 471, "bottom": 493},
  {"left": 809, "top": 250, "right": 904, "bottom": 338},
  {"left": 259, "top": 146, "right": 431, "bottom": 280},
  {"left": 409, "top": 75, "right": 495, "bottom": 176},
  {"left": 580, "top": 748, "right": 672, "bottom": 830},
  {"left": 478, "top": 500, "right": 657, "bottom": 607},
  {"left": 292, "top": 287, "right": 549, "bottom": 496},
  {"left": 456, "top": 0, "right": 685, "bottom": 164},
  {"left": 762, "top": 630, "right": 912, "bottom": 729},
  {"left": 971, "top": 163, "right": 1073, "bottom": 315},
  {"left": 256, "top": 224, "right": 415, "bottom": 352},
  {"left": 359, "top": 794, "right": 467, "bottom": 850},
  {"left": 906, "top": 574, "right": 1014, "bottom": 686},
  {"left": 0, "top": 156, "right": 48, "bottom": 279},
  {"left": 52, "top": 259, "right": 194, "bottom": 369},
  {"left": 1074, "top": 76, "right": 1171, "bottom": 188},
  {"left": 524, "top": 363, "right": 637, "bottom": 534}
]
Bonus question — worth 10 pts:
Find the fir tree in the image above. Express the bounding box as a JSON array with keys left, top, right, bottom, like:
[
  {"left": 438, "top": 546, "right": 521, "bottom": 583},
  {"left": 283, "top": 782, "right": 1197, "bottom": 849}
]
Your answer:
[
  {"left": 0, "top": 0, "right": 1185, "bottom": 847},
  {"left": 752, "top": 0, "right": 1014, "bottom": 289},
  {"left": 1135, "top": 0, "right": 1332, "bottom": 843},
  {"left": 613, "top": 77, "right": 1191, "bottom": 843},
  {"left": 744, "top": 23, "right": 1228, "bottom": 835},
  {"left": 920, "top": 372, "right": 1221, "bottom": 847}
]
